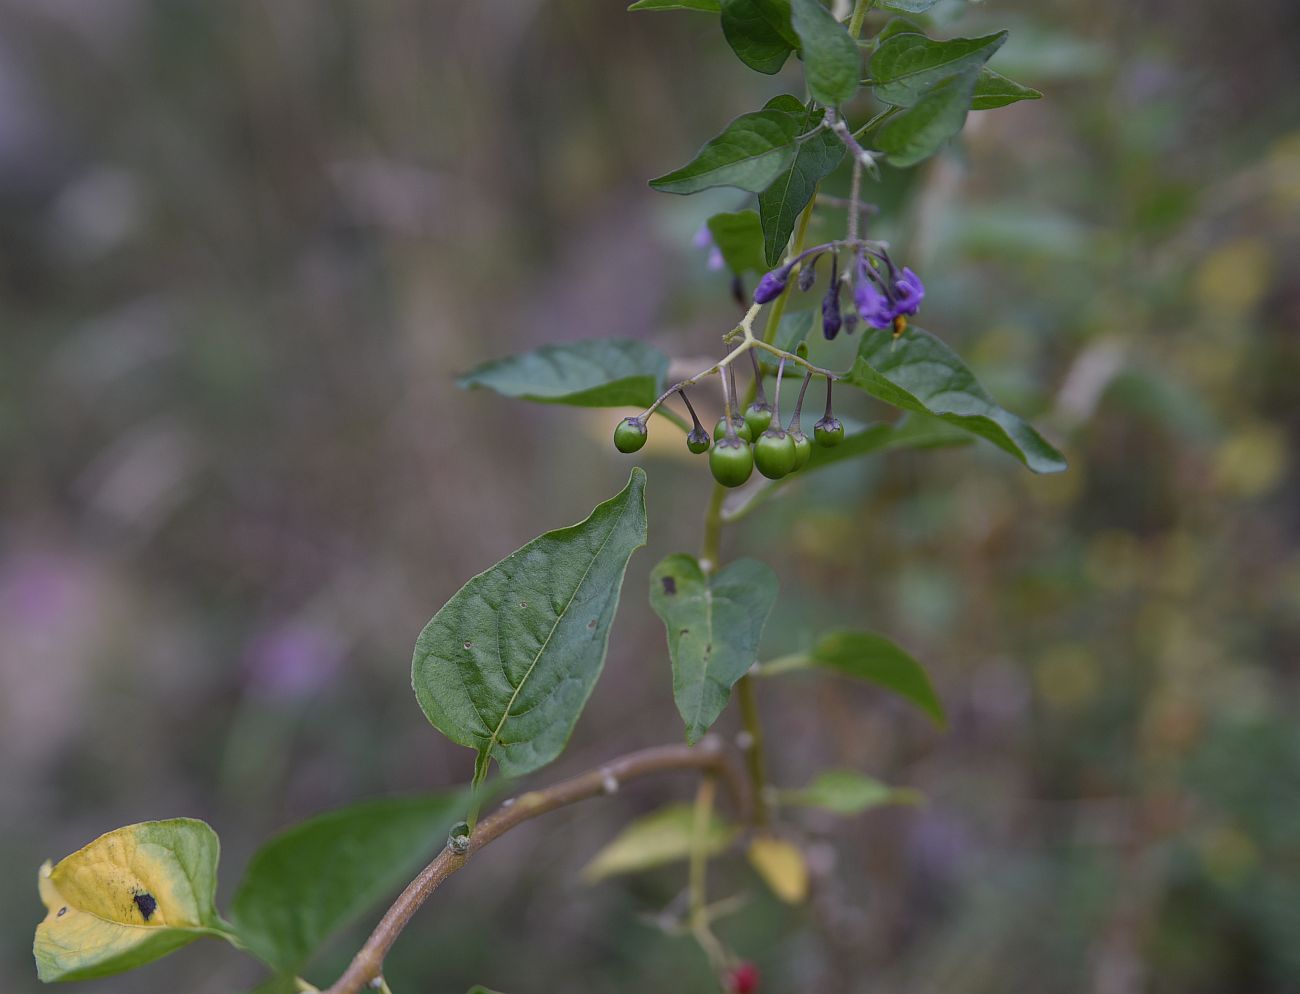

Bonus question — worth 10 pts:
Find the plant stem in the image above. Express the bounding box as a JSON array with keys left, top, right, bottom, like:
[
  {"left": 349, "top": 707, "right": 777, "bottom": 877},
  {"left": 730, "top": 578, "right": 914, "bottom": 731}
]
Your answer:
[
  {"left": 700, "top": 483, "right": 727, "bottom": 573},
  {"left": 688, "top": 775, "right": 717, "bottom": 925},
  {"left": 735, "top": 675, "right": 770, "bottom": 826},
  {"left": 320, "top": 741, "right": 743, "bottom": 994},
  {"left": 848, "top": 0, "right": 875, "bottom": 38}
]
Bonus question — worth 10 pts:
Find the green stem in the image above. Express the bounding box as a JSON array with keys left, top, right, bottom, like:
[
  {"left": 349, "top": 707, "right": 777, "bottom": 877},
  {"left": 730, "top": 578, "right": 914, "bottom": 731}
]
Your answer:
[
  {"left": 688, "top": 775, "right": 716, "bottom": 925},
  {"left": 848, "top": 0, "right": 875, "bottom": 39},
  {"left": 735, "top": 675, "right": 770, "bottom": 826},
  {"left": 759, "top": 196, "right": 818, "bottom": 348},
  {"left": 700, "top": 483, "right": 727, "bottom": 573}
]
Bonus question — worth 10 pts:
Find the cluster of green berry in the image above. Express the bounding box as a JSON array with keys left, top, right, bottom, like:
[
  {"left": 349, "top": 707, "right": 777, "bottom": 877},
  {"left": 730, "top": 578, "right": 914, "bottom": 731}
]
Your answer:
[{"left": 613, "top": 352, "right": 844, "bottom": 488}]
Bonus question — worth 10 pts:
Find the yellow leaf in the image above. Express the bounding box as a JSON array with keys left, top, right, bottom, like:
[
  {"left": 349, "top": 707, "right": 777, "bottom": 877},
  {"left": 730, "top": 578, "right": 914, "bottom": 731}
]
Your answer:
[
  {"left": 747, "top": 835, "right": 809, "bottom": 904},
  {"left": 34, "top": 819, "right": 225, "bottom": 982},
  {"left": 582, "top": 804, "right": 736, "bottom": 883}
]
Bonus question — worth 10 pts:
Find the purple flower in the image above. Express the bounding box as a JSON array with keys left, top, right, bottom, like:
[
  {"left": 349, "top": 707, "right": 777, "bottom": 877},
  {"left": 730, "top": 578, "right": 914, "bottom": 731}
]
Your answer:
[
  {"left": 693, "top": 225, "right": 725, "bottom": 271},
  {"left": 753, "top": 266, "right": 791, "bottom": 304},
  {"left": 854, "top": 276, "right": 895, "bottom": 329},
  {"left": 893, "top": 267, "right": 925, "bottom": 315},
  {"left": 822, "top": 284, "right": 842, "bottom": 340}
]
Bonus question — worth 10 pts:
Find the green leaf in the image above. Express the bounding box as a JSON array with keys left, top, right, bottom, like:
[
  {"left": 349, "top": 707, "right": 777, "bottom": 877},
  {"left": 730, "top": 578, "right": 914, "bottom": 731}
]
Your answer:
[
  {"left": 971, "top": 67, "right": 1043, "bottom": 110},
  {"left": 803, "top": 412, "right": 974, "bottom": 473},
  {"left": 869, "top": 31, "right": 1006, "bottom": 107},
  {"left": 466, "top": 987, "right": 509, "bottom": 994},
  {"left": 757, "top": 98, "right": 844, "bottom": 266},
  {"left": 874, "top": 69, "right": 978, "bottom": 166},
  {"left": 457, "top": 341, "right": 669, "bottom": 408},
  {"left": 706, "top": 210, "right": 767, "bottom": 274},
  {"left": 629, "top": 0, "right": 720, "bottom": 10},
  {"left": 582, "top": 804, "right": 737, "bottom": 883},
  {"left": 772, "top": 308, "right": 816, "bottom": 351},
  {"left": 720, "top": 0, "right": 798, "bottom": 75},
  {"left": 649, "top": 108, "right": 804, "bottom": 195},
  {"left": 34, "top": 819, "right": 226, "bottom": 982},
  {"left": 782, "top": 770, "right": 921, "bottom": 814},
  {"left": 847, "top": 326, "right": 1067, "bottom": 473},
  {"left": 809, "top": 629, "right": 944, "bottom": 724},
  {"left": 789, "top": 0, "right": 861, "bottom": 105},
  {"left": 229, "top": 792, "right": 466, "bottom": 973},
  {"left": 877, "top": 0, "right": 941, "bottom": 11},
  {"left": 649, "top": 554, "right": 778, "bottom": 744},
  {"left": 413, "top": 470, "right": 648, "bottom": 782}
]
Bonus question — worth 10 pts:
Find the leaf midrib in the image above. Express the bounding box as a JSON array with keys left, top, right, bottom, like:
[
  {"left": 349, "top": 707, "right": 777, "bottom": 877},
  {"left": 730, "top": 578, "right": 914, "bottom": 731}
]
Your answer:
[{"left": 479, "top": 502, "right": 627, "bottom": 772}]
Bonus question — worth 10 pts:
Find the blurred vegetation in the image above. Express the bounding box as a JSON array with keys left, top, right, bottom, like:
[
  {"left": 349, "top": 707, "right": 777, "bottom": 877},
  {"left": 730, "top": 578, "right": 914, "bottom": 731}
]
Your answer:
[{"left": 1, "top": 1, "right": 1297, "bottom": 992}]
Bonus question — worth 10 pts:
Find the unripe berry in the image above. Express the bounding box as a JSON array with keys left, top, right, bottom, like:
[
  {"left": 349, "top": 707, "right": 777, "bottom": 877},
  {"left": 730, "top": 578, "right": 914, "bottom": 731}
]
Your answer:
[
  {"left": 789, "top": 428, "right": 812, "bottom": 470},
  {"left": 753, "top": 428, "right": 796, "bottom": 479},
  {"left": 726, "top": 962, "right": 760, "bottom": 994},
  {"left": 714, "top": 415, "right": 753, "bottom": 444},
  {"left": 743, "top": 401, "right": 773, "bottom": 436},
  {"left": 813, "top": 415, "right": 844, "bottom": 447},
  {"left": 709, "top": 437, "right": 754, "bottom": 488},
  {"left": 686, "top": 426, "right": 711, "bottom": 454},
  {"left": 613, "top": 417, "right": 648, "bottom": 453}
]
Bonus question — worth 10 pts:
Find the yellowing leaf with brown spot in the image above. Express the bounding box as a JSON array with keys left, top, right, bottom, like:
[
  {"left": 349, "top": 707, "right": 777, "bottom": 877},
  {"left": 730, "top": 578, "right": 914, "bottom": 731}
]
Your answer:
[
  {"left": 34, "top": 819, "right": 228, "bottom": 982},
  {"left": 747, "top": 834, "right": 809, "bottom": 904}
]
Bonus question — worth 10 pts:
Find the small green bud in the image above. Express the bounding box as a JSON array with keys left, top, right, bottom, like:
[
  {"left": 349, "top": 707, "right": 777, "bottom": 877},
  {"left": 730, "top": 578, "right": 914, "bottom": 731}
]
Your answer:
[
  {"left": 813, "top": 416, "right": 844, "bottom": 447},
  {"left": 613, "top": 417, "right": 648, "bottom": 453},
  {"left": 743, "top": 401, "right": 773, "bottom": 436},
  {"left": 709, "top": 437, "right": 754, "bottom": 488},
  {"left": 686, "top": 426, "right": 711, "bottom": 454},
  {"left": 790, "top": 428, "right": 812, "bottom": 470},
  {"left": 754, "top": 428, "right": 797, "bottom": 479},
  {"left": 714, "top": 415, "right": 753, "bottom": 444}
]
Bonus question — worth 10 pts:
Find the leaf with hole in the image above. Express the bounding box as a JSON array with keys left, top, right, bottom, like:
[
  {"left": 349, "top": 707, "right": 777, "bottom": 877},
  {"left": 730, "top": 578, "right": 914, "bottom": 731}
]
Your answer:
[
  {"left": 790, "top": 0, "right": 861, "bottom": 105},
  {"left": 847, "top": 326, "right": 1066, "bottom": 472},
  {"left": 582, "top": 804, "right": 737, "bottom": 882},
  {"left": 413, "top": 470, "right": 648, "bottom": 782},
  {"left": 229, "top": 792, "right": 467, "bottom": 973},
  {"left": 650, "top": 108, "right": 805, "bottom": 195},
  {"left": 720, "top": 0, "right": 798, "bottom": 74},
  {"left": 650, "top": 554, "right": 778, "bottom": 743},
  {"left": 34, "top": 819, "right": 227, "bottom": 982},
  {"left": 458, "top": 341, "right": 669, "bottom": 408}
]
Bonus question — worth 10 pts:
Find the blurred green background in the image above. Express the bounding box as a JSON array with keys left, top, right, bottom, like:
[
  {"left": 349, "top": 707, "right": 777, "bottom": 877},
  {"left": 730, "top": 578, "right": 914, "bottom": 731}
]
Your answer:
[{"left": 2, "top": 1, "right": 1298, "bottom": 992}]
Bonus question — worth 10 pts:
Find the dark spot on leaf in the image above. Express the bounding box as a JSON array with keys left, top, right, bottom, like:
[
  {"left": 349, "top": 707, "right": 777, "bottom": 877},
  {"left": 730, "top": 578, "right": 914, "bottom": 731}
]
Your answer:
[
  {"left": 132, "top": 892, "right": 157, "bottom": 921},
  {"left": 519, "top": 601, "right": 527, "bottom": 609},
  {"left": 680, "top": 629, "right": 690, "bottom": 636},
  {"left": 661, "top": 576, "right": 677, "bottom": 595},
  {"left": 56, "top": 907, "right": 67, "bottom": 917},
  {"left": 463, "top": 641, "right": 472, "bottom": 649},
  {"left": 587, "top": 619, "right": 597, "bottom": 630}
]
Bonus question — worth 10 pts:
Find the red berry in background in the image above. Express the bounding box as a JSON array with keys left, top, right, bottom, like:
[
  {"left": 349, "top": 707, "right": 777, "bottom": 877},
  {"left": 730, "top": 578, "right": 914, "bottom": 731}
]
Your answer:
[{"left": 726, "top": 962, "right": 760, "bottom": 994}]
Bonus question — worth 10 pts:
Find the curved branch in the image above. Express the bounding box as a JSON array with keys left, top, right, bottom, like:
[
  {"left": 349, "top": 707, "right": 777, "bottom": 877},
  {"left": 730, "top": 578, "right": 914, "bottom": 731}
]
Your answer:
[{"left": 321, "top": 738, "right": 745, "bottom": 994}]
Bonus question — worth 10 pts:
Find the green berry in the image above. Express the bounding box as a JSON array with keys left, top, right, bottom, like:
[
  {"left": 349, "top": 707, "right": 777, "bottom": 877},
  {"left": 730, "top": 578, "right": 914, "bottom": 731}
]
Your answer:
[
  {"left": 744, "top": 401, "right": 773, "bottom": 436},
  {"left": 813, "top": 416, "right": 844, "bottom": 447},
  {"left": 686, "top": 426, "right": 711, "bottom": 454},
  {"left": 714, "top": 415, "right": 753, "bottom": 443},
  {"left": 614, "top": 417, "right": 648, "bottom": 453},
  {"left": 790, "top": 428, "right": 812, "bottom": 470},
  {"left": 754, "top": 428, "right": 797, "bottom": 479},
  {"left": 710, "top": 437, "right": 754, "bottom": 488}
]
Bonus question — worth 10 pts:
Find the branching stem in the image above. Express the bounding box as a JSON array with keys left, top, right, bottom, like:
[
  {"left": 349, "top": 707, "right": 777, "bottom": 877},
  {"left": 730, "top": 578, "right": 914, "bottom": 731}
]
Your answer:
[{"left": 320, "top": 741, "right": 744, "bottom": 994}]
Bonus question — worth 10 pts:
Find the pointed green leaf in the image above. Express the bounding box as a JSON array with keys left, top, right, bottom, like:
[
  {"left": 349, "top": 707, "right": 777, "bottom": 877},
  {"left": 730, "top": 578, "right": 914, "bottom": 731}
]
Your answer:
[
  {"left": 772, "top": 308, "right": 816, "bottom": 351},
  {"left": 847, "top": 326, "right": 1067, "bottom": 473},
  {"left": 457, "top": 341, "right": 669, "bottom": 408},
  {"left": 706, "top": 210, "right": 767, "bottom": 274},
  {"left": 229, "top": 792, "right": 467, "bottom": 973},
  {"left": 413, "top": 470, "right": 649, "bottom": 781},
  {"left": 757, "top": 98, "right": 844, "bottom": 266},
  {"left": 810, "top": 629, "right": 944, "bottom": 724},
  {"left": 582, "top": 804, "right": 737, "bottom": 883},
  {"left": 720, "top": 0, "right": 798, "bottom": 75},
  {"left": 650, "top": 554, "right": 778, "bottom": 743},
  {"left": 874, "top": 68, "right": 979, "bottom": 167},
  {"left": 971, "top": 67, "right": 1043, "bottom": 110},
  {"left": 629, "top": 0, "right": 720, "bottom": 10},
  {"left": 803, "top": 412, "right": 974, "bottom": 473},
  {"left": 34, "top": 819, "right": 226, "bottom": 982},
  {"left": 649, "top": 108, "right": 803, "bottom": 195},
  {"left": 783, "top": 770, "right": 921, "bottom": 814},
  {"left": 869, "top": 31, "right": 1007, "bottom": 107},
  {"left": 467, "top": 987, "right": 509, "bottom": 994},
  {"left": 789, "top": 0, "right": 861, "bottom": 105}
]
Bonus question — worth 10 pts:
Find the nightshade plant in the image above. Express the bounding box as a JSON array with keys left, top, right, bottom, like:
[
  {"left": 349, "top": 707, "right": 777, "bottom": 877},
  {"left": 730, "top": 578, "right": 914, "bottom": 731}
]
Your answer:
[{"left": 31, "top": 3, "right": 1065, "bottom": 993}]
